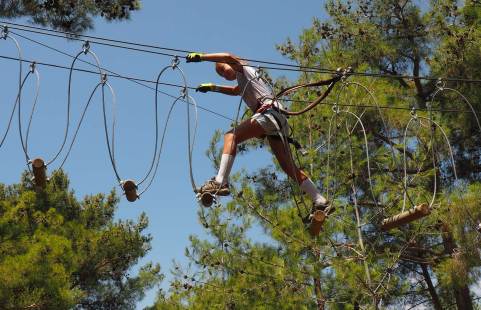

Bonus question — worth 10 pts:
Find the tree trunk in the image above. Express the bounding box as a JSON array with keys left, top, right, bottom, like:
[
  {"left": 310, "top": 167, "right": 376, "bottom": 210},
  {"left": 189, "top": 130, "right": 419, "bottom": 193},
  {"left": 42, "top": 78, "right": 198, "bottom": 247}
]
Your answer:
[
  {"left": 440, "top": 223, "right": 474, "bottom": 310},
  {"left": 314, "top": 278, "right": 325, "bottom": 310},
  {"left": 420, "top": 263, "right": 443, "bottom": 310}
]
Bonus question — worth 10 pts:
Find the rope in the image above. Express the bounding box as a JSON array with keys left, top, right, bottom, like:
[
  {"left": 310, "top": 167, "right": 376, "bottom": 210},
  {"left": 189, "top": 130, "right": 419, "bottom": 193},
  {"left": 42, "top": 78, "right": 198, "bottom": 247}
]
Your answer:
[
  {"left": 4, "top": 21, "right": 481, "bottom": 84},
  {"left": 0, "top": 30, "right": 22, "bottom": 151}
]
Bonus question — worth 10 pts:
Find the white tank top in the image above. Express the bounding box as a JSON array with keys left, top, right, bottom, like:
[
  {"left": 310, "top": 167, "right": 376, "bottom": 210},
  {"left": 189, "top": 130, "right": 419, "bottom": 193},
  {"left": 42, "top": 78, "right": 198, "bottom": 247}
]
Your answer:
[{"left": 236, "top": 66, "right": 283, "bottom": 112}]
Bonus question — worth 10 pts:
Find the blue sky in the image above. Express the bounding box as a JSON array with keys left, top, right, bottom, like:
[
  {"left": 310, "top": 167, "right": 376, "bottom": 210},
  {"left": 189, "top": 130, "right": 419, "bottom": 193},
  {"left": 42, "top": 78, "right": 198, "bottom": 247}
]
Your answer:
[{"left": 0, "top": 1, "right": 328, "bottom": 308}]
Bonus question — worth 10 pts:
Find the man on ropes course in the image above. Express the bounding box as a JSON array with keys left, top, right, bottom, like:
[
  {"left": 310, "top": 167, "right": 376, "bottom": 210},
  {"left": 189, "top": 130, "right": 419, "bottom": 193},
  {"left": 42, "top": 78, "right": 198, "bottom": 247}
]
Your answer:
[{"left": 186, "top": 52, "right": 331, "bottom": 219}]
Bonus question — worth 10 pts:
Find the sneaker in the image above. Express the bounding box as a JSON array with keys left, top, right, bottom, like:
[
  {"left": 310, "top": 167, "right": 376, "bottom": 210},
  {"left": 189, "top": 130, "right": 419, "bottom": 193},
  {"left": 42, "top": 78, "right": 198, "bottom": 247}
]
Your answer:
[{"left": 198, "top": 178, "right": 230, "bottom": 196}]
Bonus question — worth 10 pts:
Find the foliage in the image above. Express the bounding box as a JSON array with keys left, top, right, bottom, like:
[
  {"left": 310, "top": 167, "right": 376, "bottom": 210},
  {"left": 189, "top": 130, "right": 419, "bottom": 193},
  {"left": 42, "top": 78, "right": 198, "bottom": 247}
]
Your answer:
[
  {"left": 0, "top": 0, "right": 142, "bottom": 33},
  {"left": 0, "top": 170, "right": 162, "bottom": 309},
  {"left": 150, "top": 1, "right": 481, "bottom": 309}
]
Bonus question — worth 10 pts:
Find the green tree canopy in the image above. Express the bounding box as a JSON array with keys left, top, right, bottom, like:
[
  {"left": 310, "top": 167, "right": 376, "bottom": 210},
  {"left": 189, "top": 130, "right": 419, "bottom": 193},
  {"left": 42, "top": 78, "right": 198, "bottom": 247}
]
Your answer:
[
  {"left": 0, "top": 170, "right": 162, "bottom": 309},
  {"left": 0, "top": 0, "right": 141, "bottom": 33},
  {"left": 149, "top": 1, "right": 481, "bottom": 309}
]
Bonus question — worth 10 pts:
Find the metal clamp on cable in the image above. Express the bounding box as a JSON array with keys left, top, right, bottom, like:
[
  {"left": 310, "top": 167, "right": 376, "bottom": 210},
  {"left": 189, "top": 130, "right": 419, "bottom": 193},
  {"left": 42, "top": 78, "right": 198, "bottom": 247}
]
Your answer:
[
  {"left": 332, "top": 103, "right": 340, "bottom": 114},
  {"left": 30, "top": 61, "right": 36, "bottom": 73},
  {"left": 180, "top": 86, "right": 187, "bottom": 99},
  {"left": 410, "top": 107, "right": 417, "bottom": 119},
  {"left": 172, "top": 56, "right": 180, "bottom": 69},
  {"left": 1, "top": 25, "right": 7, "bottom": 40},
  {"left": 82, "top": 41, "right": 90, "bottom": 54},
  {"left": 339, "top": 66, "right": 353, "bottom": 83},
  {"left": 101, "top": 73, "right": 108, "bottom": 85},
  {"left": 436, "top": 78, "right": 446, "bottom": 90}
]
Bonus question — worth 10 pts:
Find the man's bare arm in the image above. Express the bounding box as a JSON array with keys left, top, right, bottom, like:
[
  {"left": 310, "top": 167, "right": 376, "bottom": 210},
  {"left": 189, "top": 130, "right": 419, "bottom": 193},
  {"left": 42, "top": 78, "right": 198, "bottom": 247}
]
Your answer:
[
  {"left": 196, "top": 53, "right": 244, "bottom": 72},
  {"left": 215, "top": 85, "right": 240, "bottom": 96}
]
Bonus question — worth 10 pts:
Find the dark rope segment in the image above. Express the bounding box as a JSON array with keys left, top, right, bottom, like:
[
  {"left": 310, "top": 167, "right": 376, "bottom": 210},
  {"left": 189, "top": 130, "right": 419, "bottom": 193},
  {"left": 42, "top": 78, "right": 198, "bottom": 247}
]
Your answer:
[{"left": 275, "top": 69, "right": 348, "bottom": 116}]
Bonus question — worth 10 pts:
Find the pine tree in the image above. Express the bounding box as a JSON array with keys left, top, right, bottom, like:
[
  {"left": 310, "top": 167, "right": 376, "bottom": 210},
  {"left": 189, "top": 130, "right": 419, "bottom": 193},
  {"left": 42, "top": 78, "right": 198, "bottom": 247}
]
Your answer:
[
  {"left": 150, "top": 1, "right": 481, "bottom": 309},
  {"left": 0, "top": 170, "right": 162, "bottom": 309},
  {"left": 0, "top": 0, "right": 141, "bottom": 33}
]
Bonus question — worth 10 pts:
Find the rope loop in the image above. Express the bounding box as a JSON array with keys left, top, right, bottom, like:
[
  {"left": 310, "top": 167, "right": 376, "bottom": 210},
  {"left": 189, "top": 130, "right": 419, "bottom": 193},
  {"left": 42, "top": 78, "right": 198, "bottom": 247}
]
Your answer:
[{"left": 82, "top": 41, "right": 90, "bottom": 55}]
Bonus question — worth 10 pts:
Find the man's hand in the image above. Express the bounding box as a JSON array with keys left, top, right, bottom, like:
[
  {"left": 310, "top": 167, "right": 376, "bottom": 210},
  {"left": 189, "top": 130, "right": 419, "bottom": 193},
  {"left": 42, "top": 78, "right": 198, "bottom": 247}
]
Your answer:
[
  {"left": 186, "top": 53, "right": 203, "bottom": 63},
  {"left": 196, "top": 83, "right": 217, "bottom": 93}
]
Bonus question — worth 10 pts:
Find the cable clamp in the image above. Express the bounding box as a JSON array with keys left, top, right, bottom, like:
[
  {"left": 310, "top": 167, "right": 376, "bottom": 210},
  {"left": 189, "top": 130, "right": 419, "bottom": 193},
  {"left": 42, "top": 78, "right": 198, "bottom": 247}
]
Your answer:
[
  {"left": 29, "top": 62, "right": 36, "bottom": 73},
  {"left": 332, "top": 104, "right": 340, "bottom": 114},
  {"left": 1, "top": 25, "right": 8, "bottom": 40},
  {"left": 82, "top": 41, "right": 90, "bottom": 54},
  {"left": 435, "top": 78, "right": 446, "bottom": 90},
  {"left": 410, "top": 107, "right": 418, "bottom": 119},
  {"left": 180, "top": 86, "right": 187, "bottom": 98},
  {"left": 171, "top": 56, "right": 180, "bottom": 69},
  {"left": 341, "top": 66, "right": 353, "bottom": 81},
  {"left": 101, "top": 73, "right": 108, "bottom": 84}
]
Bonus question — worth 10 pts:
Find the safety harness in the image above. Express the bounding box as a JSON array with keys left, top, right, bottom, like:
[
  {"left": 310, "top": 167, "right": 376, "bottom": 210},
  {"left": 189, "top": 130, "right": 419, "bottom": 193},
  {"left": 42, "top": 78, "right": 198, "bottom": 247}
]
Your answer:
[{"left": 254, "top": 68, "right": 349, "bottom": 153}]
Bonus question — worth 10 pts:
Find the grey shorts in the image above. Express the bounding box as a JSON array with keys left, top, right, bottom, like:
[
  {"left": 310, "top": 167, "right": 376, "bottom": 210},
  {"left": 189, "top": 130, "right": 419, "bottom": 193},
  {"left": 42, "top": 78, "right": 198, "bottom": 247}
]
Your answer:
[{"left": 252, "top": 108, "right": 289, "bottom": 137}]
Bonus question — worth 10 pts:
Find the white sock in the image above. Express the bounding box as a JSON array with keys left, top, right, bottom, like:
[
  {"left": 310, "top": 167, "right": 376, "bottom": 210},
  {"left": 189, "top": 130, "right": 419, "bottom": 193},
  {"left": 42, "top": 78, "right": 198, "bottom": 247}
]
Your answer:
[
  {"left": 300, "top": 178, "right": 328, "bottom": 206},
  {"left": 215, "top": 154, "right": 234, "bottom": 185}
]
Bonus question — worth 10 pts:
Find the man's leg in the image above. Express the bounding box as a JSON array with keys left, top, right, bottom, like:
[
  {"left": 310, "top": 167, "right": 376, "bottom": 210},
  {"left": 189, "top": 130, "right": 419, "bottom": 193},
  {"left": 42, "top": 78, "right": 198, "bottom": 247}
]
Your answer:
[
  {"left": 267, "top": 136, "right": 328, "bottom": 206},
  {"left": 202, "top": 118, "right": 265, "bottom": 194}
]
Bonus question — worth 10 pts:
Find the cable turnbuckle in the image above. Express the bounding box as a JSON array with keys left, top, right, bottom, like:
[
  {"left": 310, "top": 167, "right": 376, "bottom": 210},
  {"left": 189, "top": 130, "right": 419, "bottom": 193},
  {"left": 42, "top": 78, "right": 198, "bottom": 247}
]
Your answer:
[
  {"left": 82, "top": 41, "right": 90, "bottom": 54},
  {"left": 1, "top": 25, "right": 8, "bottom": 40}
]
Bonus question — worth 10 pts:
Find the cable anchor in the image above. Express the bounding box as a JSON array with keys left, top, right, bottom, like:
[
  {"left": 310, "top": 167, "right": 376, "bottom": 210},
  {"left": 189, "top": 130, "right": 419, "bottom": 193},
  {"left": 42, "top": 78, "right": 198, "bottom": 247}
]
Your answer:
[
  {"left": 1, "top": 25, "right": 8, "bottom": 40},
  {"left": 82, "top": 41, "right": 90, "bottom": 54},
  {"left": 171, "top": 56, "right": 180, "bottom": 69}
]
